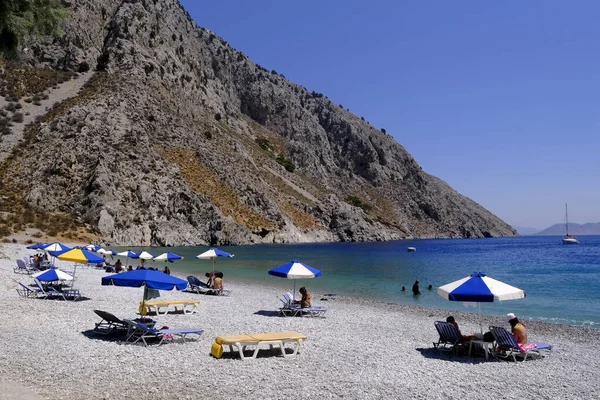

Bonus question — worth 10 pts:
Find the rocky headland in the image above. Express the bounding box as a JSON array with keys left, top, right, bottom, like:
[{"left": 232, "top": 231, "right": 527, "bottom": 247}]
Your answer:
[{"left": 0, "top": 0, "right": 517, "bottom": 246}]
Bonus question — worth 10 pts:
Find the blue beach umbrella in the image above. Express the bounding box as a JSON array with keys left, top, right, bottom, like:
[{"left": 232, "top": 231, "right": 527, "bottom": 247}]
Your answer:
[
  {"left": 154, "top": 252, "right": 183, "bottom": 262},
  {"left": 268, "top": 260, "right": 322, "bottom": 301},
  {"left": 101, "top": 269, "right": 188, "bottom": 313},
  {"left": 196, "top": 248, "right": 234, "bottom": 276},
  {"left": 32, "top": 267, "right": 74, "bottom": 282},
  {"left": 437, "top": 272, "right": 525, "bottom": 334},
  {"left": 26, "top": 243, "right": 48, "bottom": 250}
]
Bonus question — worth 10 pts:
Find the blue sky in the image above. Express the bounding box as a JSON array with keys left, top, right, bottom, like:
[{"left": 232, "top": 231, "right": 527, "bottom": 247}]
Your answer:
[{"left": 179, "top": 0, "right": 599, "bottom": 229}]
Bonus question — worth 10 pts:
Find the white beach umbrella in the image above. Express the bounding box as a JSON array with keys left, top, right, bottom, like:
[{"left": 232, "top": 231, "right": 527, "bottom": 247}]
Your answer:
[{"left": 97, "top": 248, "right": 117, "bottom": 256}]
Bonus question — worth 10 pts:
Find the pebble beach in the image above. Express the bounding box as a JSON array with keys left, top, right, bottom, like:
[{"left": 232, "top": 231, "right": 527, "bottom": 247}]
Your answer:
[{"left": 1, "top": 243, "right": 599, "bottom": 400}]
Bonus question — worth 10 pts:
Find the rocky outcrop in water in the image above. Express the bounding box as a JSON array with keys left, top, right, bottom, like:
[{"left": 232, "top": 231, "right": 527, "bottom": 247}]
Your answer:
[{"left": 0, "top": 0, "right": 517, "bottom": 246}]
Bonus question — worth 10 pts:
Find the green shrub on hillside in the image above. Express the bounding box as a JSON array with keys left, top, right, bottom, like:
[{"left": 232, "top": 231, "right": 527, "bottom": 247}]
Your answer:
[
  {"left": 0, "top": 0, "right": 67, "bottom": 58},
  {"left": 276, "top": 153, "right": 296, "bottom": 173},
  {"left": 255, "top": 137, "right": 274, "bottom": 153},
  {"left": 345, "top": 195, "right": 372, "bottom": 212}
]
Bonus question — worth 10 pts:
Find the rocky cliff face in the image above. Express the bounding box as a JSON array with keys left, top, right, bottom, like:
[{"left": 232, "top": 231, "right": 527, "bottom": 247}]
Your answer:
[{"left": 0, "top": 0, "right": 517, "bottom": 246}]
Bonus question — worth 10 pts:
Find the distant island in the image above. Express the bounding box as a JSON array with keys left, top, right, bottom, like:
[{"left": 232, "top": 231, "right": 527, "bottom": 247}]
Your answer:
[{"left": 535, "top": 222, "right": 600, "bottom": 236}]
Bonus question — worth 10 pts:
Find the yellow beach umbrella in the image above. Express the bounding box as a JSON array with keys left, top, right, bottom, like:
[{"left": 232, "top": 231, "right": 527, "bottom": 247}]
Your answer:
[{"left": 49, "top": 248, "right": 105, "bottom": 264}]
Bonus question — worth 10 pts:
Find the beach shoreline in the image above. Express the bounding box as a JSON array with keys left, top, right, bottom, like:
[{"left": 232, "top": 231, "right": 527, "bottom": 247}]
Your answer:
[{"left": 1, "top": 243, "right": 598, "bottom": 399}]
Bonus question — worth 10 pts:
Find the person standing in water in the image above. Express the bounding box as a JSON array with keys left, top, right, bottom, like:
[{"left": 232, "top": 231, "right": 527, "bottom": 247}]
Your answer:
[{"left": 412, "top": 280, "right": 421, "bottom": 295}]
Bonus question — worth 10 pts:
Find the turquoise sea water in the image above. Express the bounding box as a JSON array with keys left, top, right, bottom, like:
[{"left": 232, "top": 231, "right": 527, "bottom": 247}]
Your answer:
[{"left": 115, "top": 235, "right": 600, "bottom": 328}]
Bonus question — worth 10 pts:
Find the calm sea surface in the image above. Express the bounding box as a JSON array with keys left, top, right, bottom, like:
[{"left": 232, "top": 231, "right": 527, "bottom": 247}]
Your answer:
[{"left": 115, "top": 235, "right": 600, "bottom": 328}]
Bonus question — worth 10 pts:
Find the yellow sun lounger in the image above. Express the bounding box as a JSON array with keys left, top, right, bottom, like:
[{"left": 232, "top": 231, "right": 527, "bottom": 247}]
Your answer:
[
  {"left": 211, "top": 331, "right": 307, "bottom": 360},
  {"left": 139, "top": 299, "right": 199, "bottom": 315}
]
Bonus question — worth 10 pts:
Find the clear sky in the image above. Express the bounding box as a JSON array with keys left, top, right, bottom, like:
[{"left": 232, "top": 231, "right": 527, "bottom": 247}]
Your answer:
[{"left": 179, "top": 0, "right": 599, "bottom": 229}]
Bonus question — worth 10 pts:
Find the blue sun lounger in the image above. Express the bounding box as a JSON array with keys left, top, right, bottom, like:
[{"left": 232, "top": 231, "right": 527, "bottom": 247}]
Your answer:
[
  {"left": 187, "top": 275, "right": 232, "bottom": 296},
  {"left": 14, "top": 280, "right": 44, "bottom": 298},
  {"left": 489, "top": 326, "right": 552, "bottom": 361},
  {"left": 433, "top": 321, "right": 468, "bottom": 353},
  {"left": 124, "top": 319, "right": 203, "bottom": 346}
]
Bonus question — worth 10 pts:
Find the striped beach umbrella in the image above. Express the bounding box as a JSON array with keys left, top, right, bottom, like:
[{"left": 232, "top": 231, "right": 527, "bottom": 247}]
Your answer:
[
  {"left": 268, "top": 260, "right": 322, "bottom": 301},
  {"left": 154, "top": 252, "right": 183, "bottom": 262},
  {"left": 437, "top": 272, "right": 525, "bottom": 333},
  {"left": 33, "top": 267, "right": 74, "bottom": 282},
  {"left": 196, "top": 248, "right": 234, "bottom": 277}
]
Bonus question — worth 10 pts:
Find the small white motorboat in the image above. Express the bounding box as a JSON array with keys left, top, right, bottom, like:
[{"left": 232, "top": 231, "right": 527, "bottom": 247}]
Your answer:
[{"left": 407, "top": 247, "right": 416, "bottom": 252}]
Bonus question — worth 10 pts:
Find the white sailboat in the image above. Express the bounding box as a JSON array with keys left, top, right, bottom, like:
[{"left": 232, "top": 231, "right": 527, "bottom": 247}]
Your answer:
[{"left": 562, "top": 203, "right": 579, "bottom": 244}]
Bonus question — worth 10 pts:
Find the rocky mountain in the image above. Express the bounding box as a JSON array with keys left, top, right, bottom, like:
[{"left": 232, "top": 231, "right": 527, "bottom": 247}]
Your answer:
[
  {"left": 536, "top": 222, "right": 600, "bottom": 236},
  {"left": 0, "top": 0, "right": 517, "bottom": 246}
]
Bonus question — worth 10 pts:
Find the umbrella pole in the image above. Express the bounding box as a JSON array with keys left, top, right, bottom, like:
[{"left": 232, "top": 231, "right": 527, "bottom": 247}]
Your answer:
[
  {"left": 293, "top": 280, "right": 296, "bottom": 302},
  {"left": 479, "top": 303, "right": 483, "bottom": 336},
  {"left": 141, "top": 286, "right": 147, "bottom": 319}
]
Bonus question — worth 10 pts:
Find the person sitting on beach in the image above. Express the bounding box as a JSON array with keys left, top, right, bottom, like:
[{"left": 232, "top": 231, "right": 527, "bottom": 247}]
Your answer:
[
  {"left": 446, "top": 316, "right": 478, "bottom": 341},
  {"left": 212, "top": 272, "right": 224, "bottom": 291},
  {"left": 294, "top": 287, "right": 312, "bottom": 308},
  {"left": 205, "top": 271, "right": 222, "bottom": 286},
  {"left": 412, "top": 280, "right": 421, "bottom": 295},
  {"left": 163, "top": 265, "right": 171, "bottom": 275},
  {"left": 114, "top": 259, "right": 123, "bottom": 273},
  {"left": 507, "top": 313, "right": 528, "bottom": 344},
  {"left": 127, "top": 265, "right": 133, "bottom": 271}
]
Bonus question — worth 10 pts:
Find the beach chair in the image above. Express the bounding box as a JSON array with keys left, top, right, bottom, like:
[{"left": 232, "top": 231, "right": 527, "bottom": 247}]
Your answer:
[
  {"left": 489, "top": 326, "right": 552, "bottom": 362},
  {"left": 123, "top": 319, "right": 203, "bottom": 346},
  {"left": 211, "top": 331, "right": 307, "bottom": 360},
  {"left": 187, "top": 275, "right": 232, "bottom": 296},
  {"left": 34, "top": 279, "right": 80, "bottom": 300},
  {"left": 433, "top": 321, "right": 468, "bottom": 353},
  {"left": 14, "top": 280, "right": 43, "bottom": 298},
  {"left": 14, "top": 259, "right": 35, "bottom": 274},
  {"left": 279, "top": 292, "right": 327, "bottom": 317},
  {"left": 93, "top": 310, "right": 129, "bottom": 335},
  {"left": 139, "top": 299, "right": 199, "bottom": 315}
]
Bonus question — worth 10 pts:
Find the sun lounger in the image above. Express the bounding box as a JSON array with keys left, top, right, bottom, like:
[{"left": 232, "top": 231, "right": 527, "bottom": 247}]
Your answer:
[
  {"left": 14, "top": 280, "right": 43, "bottom": 298},
  {"left": 93, "top": 310, "right": 129, "bottom": 335},
  {"left": 124, "top": 319, "right": 203, "bottom": 346},
  {"left": 211, "top": 331, "right": 307, "bottom": 360},
  {"left": 139, "top": 299, "right": 199, "bottom": 315},
  {"left": 34, "top": 279, "right": 81, "bottom": 301},
  {"left": 14, "top": 259, "right": 37, "bottom": 274},
  {"left": 433, "top": 321, "right": 469, "bottom": 353},
  {"left": 186, "top": 275, "right": 232, "bottom": 296},
  {"left": 279, "top": 293, "right": 327, "bottom": 317},
  {"left": 489, "top": 326, "right": 552, "bottom": 361}
]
